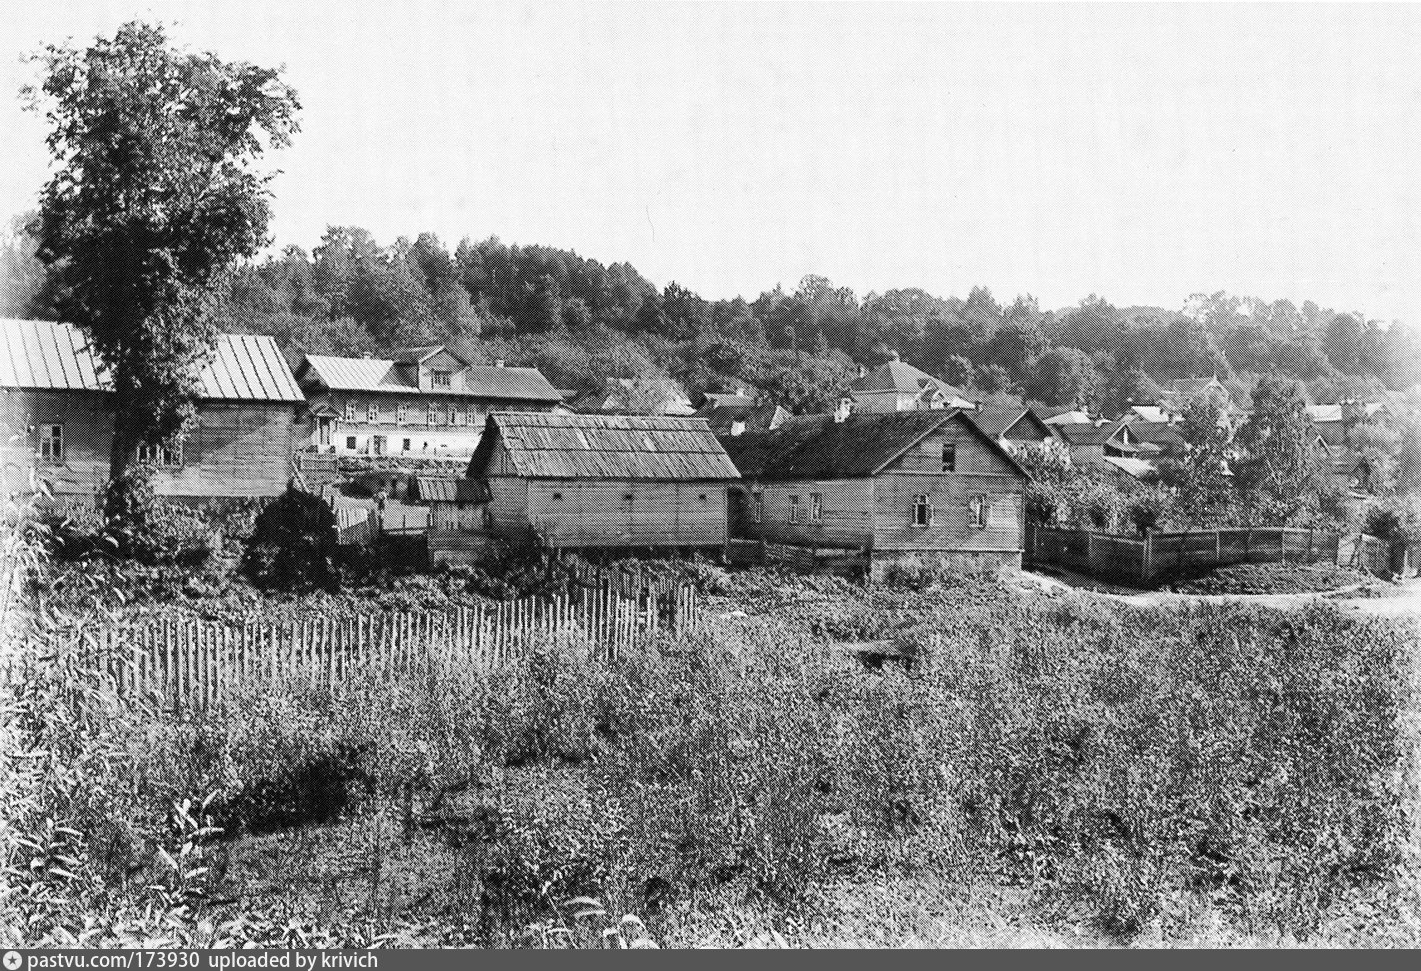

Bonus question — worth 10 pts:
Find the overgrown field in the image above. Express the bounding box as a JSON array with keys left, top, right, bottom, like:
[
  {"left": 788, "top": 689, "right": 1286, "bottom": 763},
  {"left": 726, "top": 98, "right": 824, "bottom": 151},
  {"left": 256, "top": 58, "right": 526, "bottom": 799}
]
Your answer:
[{"left": 4, "top": 563, "right": 1419, "bottom": 948}]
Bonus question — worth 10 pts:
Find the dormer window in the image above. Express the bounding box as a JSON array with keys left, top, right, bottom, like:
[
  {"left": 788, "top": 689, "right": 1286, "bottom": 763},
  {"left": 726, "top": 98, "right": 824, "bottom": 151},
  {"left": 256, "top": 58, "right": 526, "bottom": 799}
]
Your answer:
[
  {"left": 367, "top": 402, "right": 380, "bottom": 424},
  {"left": 344, "top": 400, "right": 357, "bottom": 422},
  {"left": 431, "top": 370, "right": 451, "bottom": 388}
]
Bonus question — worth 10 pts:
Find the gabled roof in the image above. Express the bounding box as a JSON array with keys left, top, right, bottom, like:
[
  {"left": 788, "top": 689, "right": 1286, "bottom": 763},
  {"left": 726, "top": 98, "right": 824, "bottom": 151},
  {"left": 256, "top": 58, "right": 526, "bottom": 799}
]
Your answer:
[
  {"left": 390, "top": 345, "right": 452, "bottom": 365},
  {"left": 1102, "top": 456, "right": 1158, "bottom": 480},
  {"left": 703, "top": 403, "right": 791, "bottom": 436},
  {"left": 1054, "top": 422, "right": 1118, "bottom": 446},
  {"left": 850, "top": 356, "right": 964, "bottom": 399},
  {"left": 1121, "top": 420, "right": 1187, "bottom": 450},
  {"left": 298, "top": 353, "right": 561, "bottom": 401},
  {"left": 699, "top": 391, "right": 755, "bottom": 411},
  {"left": 469, "top": 412, "right": 739, "bottom": 481},
  {"left": 1042, "top": 409, "right": 1094, "bottom": 425},
  {"left": 720, "top": 410, "right": 1027, "bottom": 482},
  {"left": 1128, "top": 405, "right": 1170, "bottom": 422},
  {"left": 970, "top": 405, "right": 1053, "bottom": 440},
  {"left": 1168, "top": 376, "right": 1226, "bottom": 396},
  {"left": 0, "top": 318, "right": 303, "bottom": 403}
]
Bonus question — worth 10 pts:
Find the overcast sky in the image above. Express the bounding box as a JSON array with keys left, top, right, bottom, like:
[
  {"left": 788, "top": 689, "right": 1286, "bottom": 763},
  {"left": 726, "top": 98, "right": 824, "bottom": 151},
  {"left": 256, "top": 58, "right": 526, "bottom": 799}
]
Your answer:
[{"left": 4, "top": 2, "right": 1421, "bottom": 324}]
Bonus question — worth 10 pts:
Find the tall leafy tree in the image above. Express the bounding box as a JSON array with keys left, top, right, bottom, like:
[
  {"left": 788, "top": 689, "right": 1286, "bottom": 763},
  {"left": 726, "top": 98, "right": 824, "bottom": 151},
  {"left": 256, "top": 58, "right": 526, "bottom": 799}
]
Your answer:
[
  {"left": 1157, "top": 395, "right": 1234, "bottom": 525},
  {"left": 26, "top": 20, "right": 299, "bottom": 520},
  {"left": 1232, "top": 374, "right": 1334, "bottom": 524}
]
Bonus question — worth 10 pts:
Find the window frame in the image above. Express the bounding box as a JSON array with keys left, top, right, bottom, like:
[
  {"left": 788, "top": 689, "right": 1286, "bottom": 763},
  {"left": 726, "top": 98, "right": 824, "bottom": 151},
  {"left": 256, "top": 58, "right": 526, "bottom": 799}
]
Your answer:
[
  {"left": 968, "top": 493, "right": 989, "bottom": 529},
  {"left": 941, "top": 443, "right": 956, "bottom": 473},
  {"left": 396, "top": 403, "right": 408, "bottom": 425},
  {"left": 367, "top": 402, "right": 380, "bottom": 424},
  {"left": 426, "top": 403, "right": 438, "bottom": 426},
  {"left": 38, "top": 423, "right": 63, "bottom": 462},
  {"left": 344, "top": 400, "right": 357, "bottom": 422},
  {"left": 911, "top": 493, "right": 933, "bottom": 528},
  {"left": 449, "top": 406, "right": 460, "bottom": 426},
  {"left": 788, "top": 494, "right": 801, "bottom": 524},
  {"left": 751, "top": 490, "right": 763, "bottom": 524},
  {"left": 809, "top": 491, "right": 823, "bottom": 524},
  {"left": 136, "top": 439, "right": 183, "bottom": 468},
  {"left": 430, "top": 370, "right": 452, "bottom": 388}
]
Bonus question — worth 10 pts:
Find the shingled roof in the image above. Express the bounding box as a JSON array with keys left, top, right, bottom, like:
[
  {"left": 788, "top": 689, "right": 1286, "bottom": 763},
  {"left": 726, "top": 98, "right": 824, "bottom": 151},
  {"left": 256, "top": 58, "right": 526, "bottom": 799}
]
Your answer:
[
  {"left": 469, "top": 412, "right": 739, "bottom": 481},
  {"left": 0, "top": 318, "right": 303, "bottom": 402},
  {"left": 721, "top": 410, "right": 1026, "bottom": 481}
]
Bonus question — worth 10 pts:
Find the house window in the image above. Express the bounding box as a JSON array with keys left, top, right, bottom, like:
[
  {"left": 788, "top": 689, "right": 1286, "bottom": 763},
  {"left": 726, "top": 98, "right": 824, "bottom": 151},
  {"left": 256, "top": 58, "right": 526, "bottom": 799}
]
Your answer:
[
  {"left": 751, "top": 491, "right": 763, "bottom": 524},
  {"left": 137, "top": 440, "right": 182, "bottom": 467},
  {"left": 449, "top": 406, "right": 460, "bottom": 426},
  {"left": 552, "top": 492, "right": 563, "bottom": 501},
  {"left": 367, "top": 402, "right": 380, "bottom": 424},
  {"left": 466, "top": 407, "right": 479, "bottom": 427},
  {"left": 402, "top": 438, "right": 411, "bottom": 451},
  {"left": 941, "top": 443, "right": 956, "bottom": 472},
  {"left": 911, "top": 494, "right": 933, "bottom": 528},
  {"left": 396, "top": 403, "right": 408, "bottom": 425},
  {"left": 427, "top": 404, "right": 438, "bottom": 426},
  {"left": 431, "top": 370, "right": 451, "bottom": 388},
  {"left": 344, "top": 400, "right": 357, "bottom": 422},
  {"left": 788, "top": 494, "right": 801, "bottom": 524},
  {"left": 38, "top": 424, "right": 63, "bottom": 461},
  {"left": 809, "top": 492, "right": 823, "bottom": 524},
  {"left": 346, "top": 436, "right": 357, "bottom": 450},
  {"left": 968, "top": 494, "right": 988, "bottom": 529}
]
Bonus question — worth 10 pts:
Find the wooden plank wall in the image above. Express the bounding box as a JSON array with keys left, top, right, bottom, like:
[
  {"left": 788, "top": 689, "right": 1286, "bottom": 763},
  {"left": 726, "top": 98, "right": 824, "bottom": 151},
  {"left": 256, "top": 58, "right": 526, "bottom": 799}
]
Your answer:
[
  {"left": 1027, "top": 525, "right": 1395, "bottom": 582},
  {"left": 873, "top": 472, "right": 1024, "bottom": 553},
  {"left": 745, "top": 478, "right": 874, "bottom": 549},
  {"left": 526, "top": 480, "right": 727, "bottom": 549},
  {"left": 54, "top": 585, "right": 702, "bottom": 711}
]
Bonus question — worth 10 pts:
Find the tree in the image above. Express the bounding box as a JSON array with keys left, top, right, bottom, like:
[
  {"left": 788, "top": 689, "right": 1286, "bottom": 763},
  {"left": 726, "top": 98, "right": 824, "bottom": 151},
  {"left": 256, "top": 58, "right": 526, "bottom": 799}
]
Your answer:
[
  {"left": 1232, "top": 374, "right": 1334, "bottom": 525},
  {"left": 1025, "top": 347, "right": 1098, "bottom": 408},
  {"left": 26, "top": 20, "right": 299, "bottom": 523},
  {"left": 1156, "top": 396, "right": 1234, "bottom": 525}
]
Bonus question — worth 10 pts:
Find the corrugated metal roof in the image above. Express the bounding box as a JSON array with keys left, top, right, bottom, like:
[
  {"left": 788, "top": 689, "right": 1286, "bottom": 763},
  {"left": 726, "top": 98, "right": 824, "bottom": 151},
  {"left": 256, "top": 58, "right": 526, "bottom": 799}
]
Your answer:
[
  {"left": 0, "top": 318, "right": 302, "bottom": 402},
  {"left": 471, "top": 412, "right": 739, "bottom": 481},
  {"left": 300, "top": 353, "right": 562, "bottom": 401}
]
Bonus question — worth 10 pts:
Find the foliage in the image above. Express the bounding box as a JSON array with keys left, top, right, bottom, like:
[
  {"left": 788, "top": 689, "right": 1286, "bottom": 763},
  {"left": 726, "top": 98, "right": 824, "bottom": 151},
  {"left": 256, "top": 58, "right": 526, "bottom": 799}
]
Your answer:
[
  {"left": 25, "top": 19, "right": 300, "bottom": 512},
  {"left": 1362, "top": 494, "right": 1421, "bottom": 546},
  {"left": 1232, "top": 375, "right": 1338, "bottom": 526},
  {"left": 241, "top": 487, "right": 337, "bottom": 592},
  {"left": 1163, "top": 562, "right": 1376, "bottom": 595},
  {"left": 1156, "top": 396, "right": 1235, "bottom": 526}
]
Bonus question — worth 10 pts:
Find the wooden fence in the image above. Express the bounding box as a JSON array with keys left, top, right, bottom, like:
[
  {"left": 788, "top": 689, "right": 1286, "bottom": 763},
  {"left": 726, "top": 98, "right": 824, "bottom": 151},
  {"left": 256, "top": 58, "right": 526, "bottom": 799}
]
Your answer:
[
  {"left": 1027, "top": 524, "right": 1396, "bottom": 584},
  {"left": 724, "top": 538, "right": 870, "bottom": 575},
  {"left": 36, "top": 584, "right": 701, "bottom": 711}
]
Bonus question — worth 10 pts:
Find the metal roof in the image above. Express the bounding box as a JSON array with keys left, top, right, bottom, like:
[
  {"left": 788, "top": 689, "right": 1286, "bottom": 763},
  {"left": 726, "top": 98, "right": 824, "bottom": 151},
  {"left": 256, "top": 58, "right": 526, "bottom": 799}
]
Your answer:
[
  {"left": 0, "top": 318, "right": 303, "bottom": 402},
  {"left": 471, "top": 412, "right": 739, "bottom": 481},
  {"left": 300, "top": 352, "right": 561, "bottom": 401}
]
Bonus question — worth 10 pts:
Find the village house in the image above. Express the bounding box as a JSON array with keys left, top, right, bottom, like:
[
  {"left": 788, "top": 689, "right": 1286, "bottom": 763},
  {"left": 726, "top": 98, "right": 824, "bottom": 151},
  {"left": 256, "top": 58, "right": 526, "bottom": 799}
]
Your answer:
[
  {"left": 571, "top": 377, "right": 696, "bottom": 416},
  {"left": 848, "top": 353, "right": 976, "bottom": 413},
  {"left": 701, "top": 402, "right": 793, "bottom": 437},
  {"left": 0, "top": 318, "right": 305, "bottom": 503},
  {"left": 290, "top": 346, "right": 562, "bottom": 458},
  {"left": 1159, "top": 375, "right": 1231, "bottom": 417},
  {"left": 720, "top": 409, "right": 1030, "bottom": 574},
  {"left": 467, "top": 411, "right": 739, "bottom": 552},
  {"left": 967, "top": 405, "right": 1056, "bottom": 453}
]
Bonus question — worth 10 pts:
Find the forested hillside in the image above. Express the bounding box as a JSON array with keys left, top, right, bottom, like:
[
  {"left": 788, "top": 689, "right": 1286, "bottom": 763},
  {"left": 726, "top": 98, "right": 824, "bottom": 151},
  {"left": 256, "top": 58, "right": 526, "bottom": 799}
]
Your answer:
[{"left": 6, "top": 220, "right": 1420, "bottom": 413}]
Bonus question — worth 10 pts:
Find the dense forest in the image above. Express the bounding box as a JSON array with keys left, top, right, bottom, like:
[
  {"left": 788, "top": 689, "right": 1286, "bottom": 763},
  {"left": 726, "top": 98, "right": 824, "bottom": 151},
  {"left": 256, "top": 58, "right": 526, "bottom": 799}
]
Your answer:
[{"left": 5, "top": 218, "right": 1420, "bottom": 414}]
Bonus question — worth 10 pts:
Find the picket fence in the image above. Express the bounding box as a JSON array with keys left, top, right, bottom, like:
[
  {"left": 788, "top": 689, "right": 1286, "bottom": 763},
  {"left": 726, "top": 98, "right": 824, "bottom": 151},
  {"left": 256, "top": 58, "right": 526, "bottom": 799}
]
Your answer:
[{"left": 42, "top": 583, "right": 701, "bottom": 711}]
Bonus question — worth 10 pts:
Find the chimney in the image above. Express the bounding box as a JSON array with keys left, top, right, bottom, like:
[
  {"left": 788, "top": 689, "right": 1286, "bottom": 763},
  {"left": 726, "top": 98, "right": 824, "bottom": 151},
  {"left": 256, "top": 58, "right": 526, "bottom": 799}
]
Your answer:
[
  {"left": 494, "top": 359, "right": 505, "bottom": 368},
  {"left": 834, "top": 397, "right": 853, "bottom": 423}
]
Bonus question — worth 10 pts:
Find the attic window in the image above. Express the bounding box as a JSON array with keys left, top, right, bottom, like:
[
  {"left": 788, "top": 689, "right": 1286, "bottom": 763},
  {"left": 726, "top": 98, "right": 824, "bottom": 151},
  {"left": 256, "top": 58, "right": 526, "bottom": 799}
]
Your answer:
[
  {"left": 941, "top": 443, "right": 956, "bottom": 473},
  {"left": 552, "top": 492, "right": 563, "bottom": 501},
  {"left": 431, "top": 370, "right": 451, "bottom": 387}
]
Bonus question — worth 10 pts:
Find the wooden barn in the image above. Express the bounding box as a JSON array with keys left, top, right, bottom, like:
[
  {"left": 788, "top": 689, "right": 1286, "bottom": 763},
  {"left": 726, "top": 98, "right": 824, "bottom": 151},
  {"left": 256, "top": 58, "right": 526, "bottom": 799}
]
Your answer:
[
  {"left": 721, "top": 410, "right": 1030, "bottom": 575},
  {"left": 0, "top": 318, "right": 304, "bottom": 503},
  {"left": 467, "top": 412, "right": 739, "bottom": 552}
]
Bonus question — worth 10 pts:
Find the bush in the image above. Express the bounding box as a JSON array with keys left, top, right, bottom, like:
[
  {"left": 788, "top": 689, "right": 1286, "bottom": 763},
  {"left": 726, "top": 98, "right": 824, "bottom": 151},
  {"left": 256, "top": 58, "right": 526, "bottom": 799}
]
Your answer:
[
  {"left": 1363, "top": 495, "right": 1421, "bottom": 546},
  {"left": 241, "top": 487, "right": 338, "bottom": 592}
]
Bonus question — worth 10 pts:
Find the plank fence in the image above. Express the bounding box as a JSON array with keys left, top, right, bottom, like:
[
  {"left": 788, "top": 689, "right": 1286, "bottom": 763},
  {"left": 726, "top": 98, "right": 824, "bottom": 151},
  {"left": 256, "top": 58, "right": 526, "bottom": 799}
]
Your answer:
[
  {"left": 1026, "top": 524, "right": 1396, "bottom": 584},
  {"left": 34, "top": 583, "right": 701, "bottom": 711}
]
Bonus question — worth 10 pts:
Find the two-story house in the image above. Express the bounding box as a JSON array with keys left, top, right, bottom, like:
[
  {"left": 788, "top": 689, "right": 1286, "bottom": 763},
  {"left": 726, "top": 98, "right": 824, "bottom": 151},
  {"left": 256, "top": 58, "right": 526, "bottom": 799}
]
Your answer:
[{"left": 290, "top": 346, "right": 562, "bottom": 457}]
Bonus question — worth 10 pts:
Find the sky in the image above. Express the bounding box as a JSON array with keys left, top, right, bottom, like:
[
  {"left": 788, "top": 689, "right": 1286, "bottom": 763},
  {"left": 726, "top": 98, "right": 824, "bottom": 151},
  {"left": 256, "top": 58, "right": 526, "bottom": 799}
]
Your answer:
[{"left": 4, "top": 2, "right": 1421, "bottom": 324}]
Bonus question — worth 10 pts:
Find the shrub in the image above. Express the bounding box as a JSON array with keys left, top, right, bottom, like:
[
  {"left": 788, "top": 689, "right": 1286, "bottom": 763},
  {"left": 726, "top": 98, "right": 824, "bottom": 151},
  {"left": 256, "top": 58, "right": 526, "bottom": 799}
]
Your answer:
[{"left": 241, "top": 487, "right": 338, "bottom": 592}]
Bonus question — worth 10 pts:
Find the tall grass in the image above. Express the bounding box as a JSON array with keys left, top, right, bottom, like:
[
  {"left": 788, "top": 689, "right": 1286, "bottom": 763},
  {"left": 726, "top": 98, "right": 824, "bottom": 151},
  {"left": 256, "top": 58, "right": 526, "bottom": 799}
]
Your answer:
[{"left": 3, "top": 571, "right": 1417, "bottom": 945}]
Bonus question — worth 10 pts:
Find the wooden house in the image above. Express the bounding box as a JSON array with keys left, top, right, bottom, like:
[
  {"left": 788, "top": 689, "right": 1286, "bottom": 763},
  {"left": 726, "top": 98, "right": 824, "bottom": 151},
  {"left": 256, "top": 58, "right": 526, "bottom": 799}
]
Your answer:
[
  {"left": 720, "top": 410, "right": 1030, "bottom": 574},
  {"left": 0, "top": 318, "right": 304, "bottom": 503},
  {"left": 291, "top": 346, "right": 561, "bottom": 458},
  {"left": 967, "top": 405, "right": 1056, "bottom": 452},
  {"left": 848, "top": 353, "right": 975, "bottom": 413},
  {"left": 467, "top": 412, "right": 739, "bottom": 551}
]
